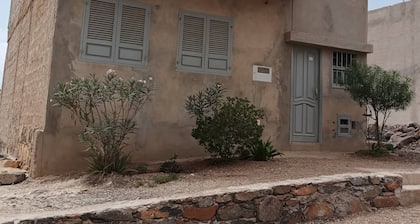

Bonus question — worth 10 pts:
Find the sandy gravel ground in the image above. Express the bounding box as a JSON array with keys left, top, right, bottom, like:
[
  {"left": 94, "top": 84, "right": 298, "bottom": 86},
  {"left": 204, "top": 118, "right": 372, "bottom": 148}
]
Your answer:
[
  {"left": 325, "top": 205, "right": 420, "bottom": 224},
  {"left": 1, "top": 152, "right": 420, "bottom": 222}
]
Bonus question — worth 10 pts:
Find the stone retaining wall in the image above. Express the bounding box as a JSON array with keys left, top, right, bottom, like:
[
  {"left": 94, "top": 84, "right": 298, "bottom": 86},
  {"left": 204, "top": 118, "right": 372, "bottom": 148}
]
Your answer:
[{"left": 8, "top": 173, "right": 402, "bottom": 224}]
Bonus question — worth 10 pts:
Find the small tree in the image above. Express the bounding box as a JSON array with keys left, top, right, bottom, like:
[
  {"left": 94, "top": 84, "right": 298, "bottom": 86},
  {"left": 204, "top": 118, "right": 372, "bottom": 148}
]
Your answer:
[
  {"left": 185, "top": 84, "right": 264, "bottom": 160},
  {"left": 344, "top": 62, "right": 414, "bottom": 149},
  {"left": 52, "top": 70, "right": 152, "bottom": 174}
]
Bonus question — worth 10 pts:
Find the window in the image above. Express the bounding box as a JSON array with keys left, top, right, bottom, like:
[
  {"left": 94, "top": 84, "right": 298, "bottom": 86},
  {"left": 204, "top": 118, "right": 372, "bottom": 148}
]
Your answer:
[
  {"left": 80, "top": 0, "right": 151, "bottom": 67},
  {"left": 177, "top": 11, "right": 233, "bottom": 75},
  {"left": 332, "top": 51, "right": 356, "bottom": 87},
  {"left": 337, "top": 115, "right": 352, "bottom": 137}
]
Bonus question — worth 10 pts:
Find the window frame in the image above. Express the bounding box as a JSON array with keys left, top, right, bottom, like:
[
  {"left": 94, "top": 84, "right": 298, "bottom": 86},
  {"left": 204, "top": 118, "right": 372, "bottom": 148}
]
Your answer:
[
  {"left": 80, "top": 0, "right": 151, "bottom": 67},
  {"left": 337, "top": 115, "right": 352, "bottom": 137},
  {"left": 331, "top": 51, "right": 356, "bottom": 88},
  {"left": 176, "top": 10, "right": 233, "bottom": 75}
]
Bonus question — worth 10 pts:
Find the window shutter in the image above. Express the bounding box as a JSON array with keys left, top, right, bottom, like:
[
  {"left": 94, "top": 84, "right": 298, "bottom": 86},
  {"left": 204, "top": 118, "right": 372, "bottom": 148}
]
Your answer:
[
  {"left": 177, "top": 13, "right": 206, "bottom": 72},
  {"left": 206, "top": 18, "right": 232, "bottom": 73},
  {"left": 82, "top": 0, "right": 117, "bottom": 61},
  {"left": 115, "top": 0, "right": 150, "bottom": 66}
]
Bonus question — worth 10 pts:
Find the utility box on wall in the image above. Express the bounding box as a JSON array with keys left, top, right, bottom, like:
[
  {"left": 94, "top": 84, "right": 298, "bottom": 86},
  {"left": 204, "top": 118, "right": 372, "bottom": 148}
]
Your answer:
[{"left": 253, "top": 65, "right": 272, "bottom": 83}]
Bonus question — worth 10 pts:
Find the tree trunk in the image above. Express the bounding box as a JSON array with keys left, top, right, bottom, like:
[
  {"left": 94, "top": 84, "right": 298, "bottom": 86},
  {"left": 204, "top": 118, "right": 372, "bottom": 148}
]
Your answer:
[{"left": 374, "top": 111, "right": 382, "bottom": 149}]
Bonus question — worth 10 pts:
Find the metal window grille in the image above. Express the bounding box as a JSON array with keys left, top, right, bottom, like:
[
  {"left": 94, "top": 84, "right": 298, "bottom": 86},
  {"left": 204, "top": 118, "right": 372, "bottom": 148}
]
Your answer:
[{"left": 332, "top": 51, "right": 356, "bottom": 87}]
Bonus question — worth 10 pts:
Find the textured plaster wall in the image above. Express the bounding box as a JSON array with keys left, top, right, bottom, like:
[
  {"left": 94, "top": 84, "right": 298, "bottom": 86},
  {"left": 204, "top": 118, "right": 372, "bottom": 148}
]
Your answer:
[
  {"left": 0, "top": 0, "right": 57, "bottom": 171},
  {"left": 292, "top": 0, "right": 368, "bottom": 43},
  {"left": 35, "top": 0, "right": 367, "bottom": 176},
  {"left": 368, "top": 0, "right": 420, "bottom": 124}
]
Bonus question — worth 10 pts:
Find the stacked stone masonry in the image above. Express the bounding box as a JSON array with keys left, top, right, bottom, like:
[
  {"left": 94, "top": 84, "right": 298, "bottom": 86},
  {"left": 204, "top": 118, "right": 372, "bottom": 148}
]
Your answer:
[{"left": 8, "top": 173, "right": 402, "bottom": 224}]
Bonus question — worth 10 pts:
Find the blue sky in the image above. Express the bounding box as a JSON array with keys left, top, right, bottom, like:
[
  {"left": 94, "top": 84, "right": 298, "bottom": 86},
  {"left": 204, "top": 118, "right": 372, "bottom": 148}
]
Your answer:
[{"left": 0, "top": 0, "right": 410, "bottom": 86}]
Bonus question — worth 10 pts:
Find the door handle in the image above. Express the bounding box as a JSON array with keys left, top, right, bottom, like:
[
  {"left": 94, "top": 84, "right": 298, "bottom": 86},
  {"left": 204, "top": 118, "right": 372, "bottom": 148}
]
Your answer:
[{"left": 314, "top": 88, "right": 319, "bottom": 99}]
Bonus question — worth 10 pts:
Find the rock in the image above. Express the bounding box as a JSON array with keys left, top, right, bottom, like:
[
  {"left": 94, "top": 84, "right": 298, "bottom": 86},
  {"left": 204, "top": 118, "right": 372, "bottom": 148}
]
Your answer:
[
  {"left": 231, "top": 219, "right": 257, "bottom": 224},
  {"left": 369, "top": 176, "right": 381, "bottom": 185},
  {"left": 402, "top": 126, "right": 415, "bottom": 133},
  {"left": 2, "top": 160, "right": 20, "bottom": 168},
  {"left": 364, "top": 187, "right": 381, "bottom": 200},
  {"left": 159, "top": 206, "right": 182, "bottom": 217},
  {"left": 273, "top": 185, "right": 292, "bottom": 195},
  {"left": 385, "top": 179, "right": 402, "bottom": 191},
  {"left": 0, "top": 168, "right": 26, "bottom": 185},
  {"left": 397, "top": 136, "right": 416, "bottom": 148},
  {"left": 373, "top": 196, "right": 400, "bottom": 208},
  {"left": 293, "top": 185, "right": 317, "bottom": 196},
  {"left": 277, "top": 194, "right": 292, "bottom": 201},
  {"left": 218, "top": 204, "right": 254, "bottom": 221},
  {"left": 140, "top": 207, "right": 169, "bottom": 220},
  {"left": 408, "top": 122, "right": 420, "bottom": 129},
  {"left": 348, "top": 199, "right": 367, "bottom": 214},
  {"left": 305, "top": 203, "right": 333, "bottom": 221},
  {"left": 390, "top": 134, "right": 402, "bottom": 143},
  {"left": 93, "top": 209, "right": 134, "bottom": 221},
  {"left": 349, "top": 177, "right": 369, "bottom": 186},
  {"left": 197, "top": 197, "right": 215, "bottom": 207},
  {"left": 234, "top": 190, "right": 269, "bottom": 202},
  {"left": 257, "top": 196, "right": 282, "bottom": 222},
  {"left": 383, "top": 131, "right": 394, "bottom": 141},
  {"left": 215, "top": 194, "right": 232, "bottom": 203},
  {"left": 183, "top": 205, "right": 218, "bottom": 221}
]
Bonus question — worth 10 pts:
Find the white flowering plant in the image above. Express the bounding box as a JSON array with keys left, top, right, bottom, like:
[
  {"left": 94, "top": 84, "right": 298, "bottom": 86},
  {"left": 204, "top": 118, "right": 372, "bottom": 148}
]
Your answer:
[{"left": 52, "top": 70, "right": 153, "bottom": 174}]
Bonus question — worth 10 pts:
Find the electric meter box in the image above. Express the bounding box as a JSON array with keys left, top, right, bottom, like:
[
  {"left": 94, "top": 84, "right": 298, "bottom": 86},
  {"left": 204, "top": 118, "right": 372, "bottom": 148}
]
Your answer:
[{"left": 253, "top": 65, "right": 272, "bottom": 83}]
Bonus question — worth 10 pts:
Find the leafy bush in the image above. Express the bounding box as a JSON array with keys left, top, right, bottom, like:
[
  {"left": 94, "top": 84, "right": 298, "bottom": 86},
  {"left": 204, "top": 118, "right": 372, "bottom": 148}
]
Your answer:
[
  {"left": 154, "top": 173, "right": 179, "bottom": 184},
  {"left": 356, "top": 143, "right": 392, "bottom": 157},
  {"left": 159, "top": 154, "right": 183, "bottom": 173},
  {"left": 52, "top": 70, "right": 152, "bottom": 174},
  {"left": 186, "top": 84, "right": 264, "bottom": 160},
  {"left": 344, "top": 63, "right": 414, "bottom": 149},
  {"left": 250, "top": 138, "right": 282, "bottom": 161}
]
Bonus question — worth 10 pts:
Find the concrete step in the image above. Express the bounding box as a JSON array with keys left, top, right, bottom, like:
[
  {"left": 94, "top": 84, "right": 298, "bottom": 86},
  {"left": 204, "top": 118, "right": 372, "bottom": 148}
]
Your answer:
[
  {"left": 400, "top": 185, "right": 420, "bottom": 206},
  {"left": 401, "top": 172, "right": 420, "bottom": 185}
]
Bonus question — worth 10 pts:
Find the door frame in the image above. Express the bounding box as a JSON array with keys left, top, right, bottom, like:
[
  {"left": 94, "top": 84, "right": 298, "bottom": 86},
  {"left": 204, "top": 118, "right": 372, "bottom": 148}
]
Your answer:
[{"left": 289, "top": 46, "right": 323, "bottom": 143}]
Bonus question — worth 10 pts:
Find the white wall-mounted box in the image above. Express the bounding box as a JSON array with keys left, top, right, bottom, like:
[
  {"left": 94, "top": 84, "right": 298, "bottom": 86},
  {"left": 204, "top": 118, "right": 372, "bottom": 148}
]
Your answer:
[{"left": 253, "top": 65, "right": 272, "bottom": 83}]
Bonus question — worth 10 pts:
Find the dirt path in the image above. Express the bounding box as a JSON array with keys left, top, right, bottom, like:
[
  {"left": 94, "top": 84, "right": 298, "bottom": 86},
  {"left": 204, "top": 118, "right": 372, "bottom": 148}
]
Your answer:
[
  {"left": 1, "top": 152, "right": 420, "bottom": 221},
  {"left": 326, "top": 205, "right": 420, "bottom": 224}
]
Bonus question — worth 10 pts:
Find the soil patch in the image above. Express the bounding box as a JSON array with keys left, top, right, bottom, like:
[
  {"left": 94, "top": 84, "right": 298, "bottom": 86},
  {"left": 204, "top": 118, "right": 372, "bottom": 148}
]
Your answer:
[{"left": 0, "top": 153, "right": 419, "bottom": 219}]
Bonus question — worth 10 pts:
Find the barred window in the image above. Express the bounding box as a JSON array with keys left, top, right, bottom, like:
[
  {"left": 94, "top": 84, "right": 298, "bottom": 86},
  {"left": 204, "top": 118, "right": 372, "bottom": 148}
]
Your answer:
[{"left": 332, "top": 51, "right": 356, "bottom": 88}]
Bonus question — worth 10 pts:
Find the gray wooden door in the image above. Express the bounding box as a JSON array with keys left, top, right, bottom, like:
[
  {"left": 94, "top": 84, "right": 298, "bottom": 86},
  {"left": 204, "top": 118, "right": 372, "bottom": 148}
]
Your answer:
[{"left": 291, "top": 47, "right": 320, "bottom": 142}]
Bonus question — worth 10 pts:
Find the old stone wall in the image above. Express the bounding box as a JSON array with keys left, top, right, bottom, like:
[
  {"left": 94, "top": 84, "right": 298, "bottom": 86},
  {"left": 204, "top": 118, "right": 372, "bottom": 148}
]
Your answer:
[
  {"left": 0, "top": 0, "right": 57, "bottom": 171},
  {"left": 9, "top": 173, "right": 402, "bottom": 223},
  {"left": 368, "top": 0, "right": 420, "bottom": 124}
]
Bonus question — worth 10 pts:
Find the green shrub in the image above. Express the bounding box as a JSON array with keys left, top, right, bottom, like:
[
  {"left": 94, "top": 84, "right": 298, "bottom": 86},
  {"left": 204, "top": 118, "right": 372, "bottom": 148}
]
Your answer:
[
  {"left": 154, "top": 173, "right": 179, "bottom": 184},
  {"left": 186, "top": 84, "right": 264, "bottom": 160},
  {"left": 344, "top": 63, "right": 413, "bottom": 149},
  {"left": 159, "top": 154, "right": 183, "bottom": 173},
  {"left": 52, "top": 70, "right": 152, "bottom": 174},
  {"left": 250, "top": 138, "right": 282, "bottom": 161},
  {"left": 136, "top": 164, "right": 149, "bottom": 174}
]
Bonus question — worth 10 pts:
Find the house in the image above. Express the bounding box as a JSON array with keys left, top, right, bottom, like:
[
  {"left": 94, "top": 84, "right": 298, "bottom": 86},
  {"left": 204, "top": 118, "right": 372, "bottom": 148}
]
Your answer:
[
  {"left": 0, "top": 0, "right": 372, "bottom": 177},
  {"left": 368, "top": 0, "right": 420, "bottom": 125}
]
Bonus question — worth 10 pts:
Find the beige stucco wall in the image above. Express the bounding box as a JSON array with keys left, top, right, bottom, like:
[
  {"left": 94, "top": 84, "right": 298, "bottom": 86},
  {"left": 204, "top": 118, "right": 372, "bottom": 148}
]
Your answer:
[
  {"left": 3, "top": 0, "right": 368, "bottom": 176},
  {"left": 286, "top": 0, "right": 371, "bottom": 53},
  {"left": 0, "top": 0, "right": 57, "bottom": 170},
  {"left": 368, "top": 0, "right": 420, "bottom": 124}
]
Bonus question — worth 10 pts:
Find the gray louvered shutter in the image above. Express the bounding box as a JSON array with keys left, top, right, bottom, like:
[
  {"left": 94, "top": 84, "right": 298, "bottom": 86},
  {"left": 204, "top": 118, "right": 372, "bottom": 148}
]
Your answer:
[
  {"left": 206, "top": 17, "right": 232, "bottom": 74},
  {"left": 115, "top": 0, "right": 150, "bottom": 66},
  {"left": 177, "top": 13, "right": 206, "bottom": 72},
  {"left": 81, "top": 0, "right": 117, "bottom": 62}
]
